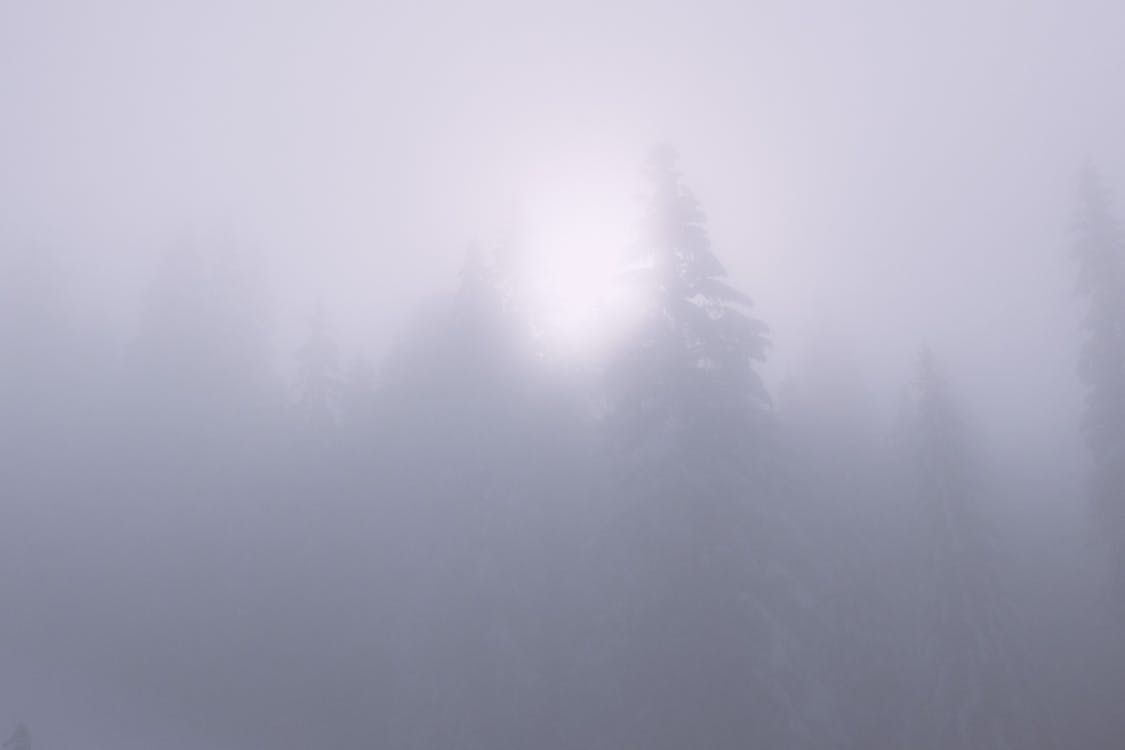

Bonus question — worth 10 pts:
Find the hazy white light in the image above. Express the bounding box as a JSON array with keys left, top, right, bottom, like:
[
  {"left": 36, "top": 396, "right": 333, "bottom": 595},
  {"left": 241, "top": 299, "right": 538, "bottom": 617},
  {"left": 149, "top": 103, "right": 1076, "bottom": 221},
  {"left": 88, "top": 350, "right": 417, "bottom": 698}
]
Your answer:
[{"left": 519, "top": 166, "right": 645, "bottom": 357}]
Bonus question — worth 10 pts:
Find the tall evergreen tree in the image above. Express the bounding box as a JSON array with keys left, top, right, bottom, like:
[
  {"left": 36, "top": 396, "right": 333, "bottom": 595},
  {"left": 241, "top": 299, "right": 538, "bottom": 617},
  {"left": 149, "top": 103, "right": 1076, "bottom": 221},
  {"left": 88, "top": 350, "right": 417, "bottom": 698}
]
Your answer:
[
  {"left": 610, "top": 144, "right": 770, "bottom": 456},
  {"left": 367, "top": 247, "right": 570, "bottom": 749},
  {"left": 777, "top": 334, "right": 901, "bottom": 750},
  {"left": 1070, "top": 167, "right": 1125, "bottom": 600},
  {"left": 599, "top": 146, "right": 832, "bottom": 749},
  {"left": 2, "top": 724, "right": 29, "bottom": 750},
  {"left": 130, "top": 241, "right": 277, "bottom": 465},
  {"left": 901, "top": 350, "right": 1053, "bottom": 750},
  {"left": 294, "top": 303, "right": 342, "bottom": 430},
  {"left": 0, "top": 249, "right": 83, "bottom": 453}
]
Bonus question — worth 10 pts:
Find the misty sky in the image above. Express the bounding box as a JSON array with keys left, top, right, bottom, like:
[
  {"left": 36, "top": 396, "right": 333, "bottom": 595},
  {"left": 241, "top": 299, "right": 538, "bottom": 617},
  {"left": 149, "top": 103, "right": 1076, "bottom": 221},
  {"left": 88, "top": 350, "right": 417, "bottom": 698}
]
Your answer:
[
  {"left": 2, "top": 0, "right": 1121, "bottom": 496},
  {"left": 5, "top": 0, "right": 1119, "bottom": 466},
  {"left": 6, "top": 1, "right": 1125, "bottom": 747}
]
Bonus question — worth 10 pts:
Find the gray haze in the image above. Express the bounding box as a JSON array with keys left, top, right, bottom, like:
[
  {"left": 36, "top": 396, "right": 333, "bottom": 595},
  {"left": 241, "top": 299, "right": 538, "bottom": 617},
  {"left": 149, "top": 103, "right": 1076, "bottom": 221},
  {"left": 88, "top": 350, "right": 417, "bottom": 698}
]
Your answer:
[{"left": 3, "top": 0, "right": 1125, "bottom": 748}]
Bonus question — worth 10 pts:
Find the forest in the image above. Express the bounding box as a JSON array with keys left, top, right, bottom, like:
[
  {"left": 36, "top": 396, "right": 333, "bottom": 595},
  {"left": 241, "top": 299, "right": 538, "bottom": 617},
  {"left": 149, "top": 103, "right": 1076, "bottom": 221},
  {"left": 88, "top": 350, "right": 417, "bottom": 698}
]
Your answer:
[
  {"left": 2, "top": 145, "right": 1124, "bottom": 749},
  {"left": 6, "top": 0, "right": 1125, "bottom": 747}
]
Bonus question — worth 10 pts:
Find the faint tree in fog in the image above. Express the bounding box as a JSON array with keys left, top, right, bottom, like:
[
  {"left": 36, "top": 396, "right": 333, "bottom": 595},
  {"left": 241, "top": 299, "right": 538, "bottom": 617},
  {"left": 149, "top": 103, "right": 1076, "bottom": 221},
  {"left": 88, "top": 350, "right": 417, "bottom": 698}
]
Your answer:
[
  {"left": 610, "top": 144, "right": 770, "bottom": 450},
  {"left": 600, "top": 145, "right": 834, "bottom": 749},
  {"left": 294, "top": 303, "right": 342, "bottom": 429},
  {"left": 2, "top": 724, "right": 29, "bottom": 750},
  {"left": 776, "top": 333, "right": 900, "bottom": 750},
  {"left": 1069, "top": 167, "right": 1125, "bottom": 601},
  {"left": 368, "top": 245, "right": 557, "bottom": 749},
  {"left": 131, "top": 241, "right": 276, "bottom": 454},
  {"left": 341, "top": 354, "right": 378, "bottom": 429},
  {"left": 0, "top": 249, "right": 110, "bottom": 583},
  {"left": 901, "top": 350, "right": 1053, "bottom": 750},
  {"left": 0, "top": 250, "right": 80, "bottom": 452},
  {"left": 377, "top": 245, "right": 529, "bottom": 442}
]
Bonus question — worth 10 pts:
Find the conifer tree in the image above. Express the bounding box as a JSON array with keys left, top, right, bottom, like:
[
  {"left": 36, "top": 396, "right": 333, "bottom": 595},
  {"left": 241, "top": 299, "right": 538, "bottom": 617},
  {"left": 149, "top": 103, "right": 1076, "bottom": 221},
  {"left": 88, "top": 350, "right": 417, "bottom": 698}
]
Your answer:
[
  {"left": 2, "top": 724, "right": 29, "bottom": 750},
  {"left": 294, "top": 303, "right": 342, "bottom": 429},
  {"left": 368, "top": 247, "right": 554, "bottom": 749},
  {"left": 901, "top": 350, "right": 1053, "bottom": 750},
  {"left": 777, "top": 334, "right": 898, "bottom": 750},
  {"left": 1070, "top": 167, "right": 1125, "bottom": 599},
  {"left": 132, "top": 242, "right": 275, "bottom": 448},
  {"left": 610, "top": 144, "right": 770, "bottom": 455},
  {"left": 599, "top": 146, "right": 831, "bottom": 750}
]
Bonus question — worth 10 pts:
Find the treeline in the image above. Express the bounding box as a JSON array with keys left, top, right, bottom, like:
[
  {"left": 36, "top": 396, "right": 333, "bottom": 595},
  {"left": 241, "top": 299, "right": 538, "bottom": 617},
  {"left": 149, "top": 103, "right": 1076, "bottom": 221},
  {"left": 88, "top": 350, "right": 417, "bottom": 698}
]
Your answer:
[{"left": 1, "top": 148, "right": 1123, "bottom": 749}]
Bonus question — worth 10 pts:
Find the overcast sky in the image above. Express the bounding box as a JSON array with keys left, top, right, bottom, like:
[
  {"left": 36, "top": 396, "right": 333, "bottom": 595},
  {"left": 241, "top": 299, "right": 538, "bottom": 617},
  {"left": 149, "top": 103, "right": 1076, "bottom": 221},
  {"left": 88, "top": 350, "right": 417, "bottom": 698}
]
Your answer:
[
  {"left": 4, "top": 0, "right": 1122, "bottom": 468},
  {"left": 6, "top": 0, "right": 1125, "bottom": 745}
]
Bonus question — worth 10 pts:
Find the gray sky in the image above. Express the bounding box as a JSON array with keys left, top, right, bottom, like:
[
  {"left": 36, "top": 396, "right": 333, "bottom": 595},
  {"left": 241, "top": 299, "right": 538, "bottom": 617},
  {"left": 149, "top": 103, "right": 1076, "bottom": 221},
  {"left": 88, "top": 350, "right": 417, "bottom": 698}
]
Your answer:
[
  {"left": 6, "top": 1, "right": 1125, "bottom": 746},
  {"left": 4, "top": 0, "right": 1122, "bottom": 460}
]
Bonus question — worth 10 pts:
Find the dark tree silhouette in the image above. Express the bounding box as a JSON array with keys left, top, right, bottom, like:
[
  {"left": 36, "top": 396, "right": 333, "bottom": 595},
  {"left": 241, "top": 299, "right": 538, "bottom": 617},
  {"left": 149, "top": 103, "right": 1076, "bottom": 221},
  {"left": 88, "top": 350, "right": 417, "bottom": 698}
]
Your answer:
[
  {"left": 609, "top": 144, "right": 770, "bottom": 454},
  {"left": 599, "top": 145, "right": 834, "bottom": 750}
]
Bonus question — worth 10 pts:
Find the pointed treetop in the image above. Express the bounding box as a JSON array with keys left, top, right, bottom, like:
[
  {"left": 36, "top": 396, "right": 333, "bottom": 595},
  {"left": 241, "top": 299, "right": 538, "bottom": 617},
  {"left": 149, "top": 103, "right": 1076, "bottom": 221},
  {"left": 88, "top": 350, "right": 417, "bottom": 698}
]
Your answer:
[
  {"left": 645, "top": 143, "right": 680, "bottom": 180},
  {"left": 916, "top": 345, "right": 939, "bottom": 388},
  {"left": 1079, "top": 161, "right": 1108, "bottom": 202},
  {"left": 1074, "top": 163, "right": 1121, "bottom": 237},
  {"left": 3, "top": 724, "right": 29, "bottom": 750},
  {"left": 457, "top": 242, "right": 491, "bottom": 293}
]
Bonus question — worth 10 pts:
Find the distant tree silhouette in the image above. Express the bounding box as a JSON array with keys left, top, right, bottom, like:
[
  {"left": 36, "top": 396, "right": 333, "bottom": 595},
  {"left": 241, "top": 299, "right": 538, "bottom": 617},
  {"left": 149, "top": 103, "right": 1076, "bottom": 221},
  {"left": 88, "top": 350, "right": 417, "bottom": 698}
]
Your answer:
[
  {"left": 339, "top": 354, "right": 378, "bottom": 434},
  {"left": 599, "top": 145, "right": 834, "bottom": 750},
  {"left": 0, "top": 250, "right": 77, "bottom": 451},
  {"left": 1069, "top": 167, "right": 1125, "bottom": 602},
  {"left": 3, "top": 724, "right": 29, "bottom": 750},
  {"left": 294, "top": 303, "right": 342, "bottom": 430},
  {"left": 130, "top": 240, "right": 276, "bottom": 461},
  {"left": 609, "top": 143, "right": 770, "bottom": 453},
  {"left": 364, "top": 246, "right": 559, "bottom": 749},
  {"left": 776, "top": 332, "right": 900, "bottom": 750},
  {"left": 900, "top": 350, "right": 1054, "bottom": 750}
]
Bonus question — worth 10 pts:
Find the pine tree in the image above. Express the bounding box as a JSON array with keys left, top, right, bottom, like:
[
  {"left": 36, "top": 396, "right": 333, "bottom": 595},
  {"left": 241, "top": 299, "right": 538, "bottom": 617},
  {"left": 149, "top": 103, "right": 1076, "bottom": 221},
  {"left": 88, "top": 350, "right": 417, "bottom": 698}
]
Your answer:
[
  {"left": 610, "top": 144, "right": 770, "bottom": 456},
  {"left": 294, "top": 303, "right": 342, "bottom": 429},
  {"left": 0, "top": 249, "right": 80, "bottom": 452},
  {"left": 1070, "top": 167, "right": 1125, "bottom": 600},
  {"left": 901, "top": 350, "right": 1053, "bottom": 750},
  {"left": 368, "top": 247, "right": 554, "bottom": 749},
  {"left": 2, "top": 724, "right": 29, "bottom": 750},
  {"left": 340, "top": 354, "right": 378, "bottom": 429},
  {"left": 599, "top": 146, "right": 832, "bottom": 749},
  {"left": 777, "top": 333, "right": 899, "bottom": 750},
  {"left": 132, "top": 241, "right": 276, "bottom": 448}
]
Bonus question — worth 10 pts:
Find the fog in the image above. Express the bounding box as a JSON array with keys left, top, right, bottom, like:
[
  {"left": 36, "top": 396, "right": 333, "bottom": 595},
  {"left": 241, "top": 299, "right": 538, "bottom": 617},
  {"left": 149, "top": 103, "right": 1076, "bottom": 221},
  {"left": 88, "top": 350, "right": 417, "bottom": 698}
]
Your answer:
[{"left": 3, "top": 0, "right": 1125, "bottom": 747}]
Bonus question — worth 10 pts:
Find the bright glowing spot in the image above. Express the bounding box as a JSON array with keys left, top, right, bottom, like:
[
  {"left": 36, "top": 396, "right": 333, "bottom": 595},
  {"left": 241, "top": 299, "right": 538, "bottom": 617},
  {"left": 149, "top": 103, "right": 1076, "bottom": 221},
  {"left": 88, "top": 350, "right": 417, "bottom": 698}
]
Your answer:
[{"left": 518, "top": 167, "right": 646, "bottom": 357}]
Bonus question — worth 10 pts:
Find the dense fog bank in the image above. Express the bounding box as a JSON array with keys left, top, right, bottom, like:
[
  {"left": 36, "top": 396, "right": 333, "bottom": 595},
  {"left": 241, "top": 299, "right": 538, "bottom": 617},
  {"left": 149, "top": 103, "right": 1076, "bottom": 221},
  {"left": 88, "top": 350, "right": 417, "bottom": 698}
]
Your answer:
[
  {"left": 3, "top": 148, "right": 1124, "bottom": 749},
  {"left": 6, "top": 1, "right": 1125, "bottom": 748}
]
